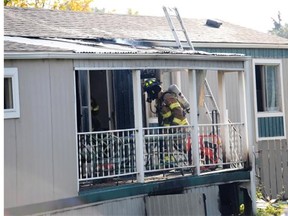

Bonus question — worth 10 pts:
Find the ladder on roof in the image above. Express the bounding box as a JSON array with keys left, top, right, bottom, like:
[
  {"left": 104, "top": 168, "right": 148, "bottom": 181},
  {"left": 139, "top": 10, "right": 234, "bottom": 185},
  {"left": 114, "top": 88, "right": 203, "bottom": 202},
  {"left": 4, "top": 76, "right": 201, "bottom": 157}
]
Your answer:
[
  {"left": 162, "top": 6, "right": 195, "bottom": 51},
  {"left": 163, "top": 6, "right": 220, "bottom": 123}
]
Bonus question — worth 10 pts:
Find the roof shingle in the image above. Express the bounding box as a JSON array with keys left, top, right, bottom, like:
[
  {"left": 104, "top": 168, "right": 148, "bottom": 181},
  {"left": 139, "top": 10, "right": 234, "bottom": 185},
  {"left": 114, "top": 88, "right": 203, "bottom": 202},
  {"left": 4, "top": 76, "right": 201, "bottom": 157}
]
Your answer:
[{"left": 4, "top": 7, "right": 288, "bottom": 45}]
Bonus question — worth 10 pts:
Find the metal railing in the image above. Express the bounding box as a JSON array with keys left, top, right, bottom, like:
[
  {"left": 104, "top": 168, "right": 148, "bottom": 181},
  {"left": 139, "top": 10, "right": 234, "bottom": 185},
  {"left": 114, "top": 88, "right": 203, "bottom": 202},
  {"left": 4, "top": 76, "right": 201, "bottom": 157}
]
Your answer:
[
  {"left": 77, "top": 123, "right": 247, "bottom": 188},
  {"left": 78, "top": 129, "right": 137, "bottom": 182}
]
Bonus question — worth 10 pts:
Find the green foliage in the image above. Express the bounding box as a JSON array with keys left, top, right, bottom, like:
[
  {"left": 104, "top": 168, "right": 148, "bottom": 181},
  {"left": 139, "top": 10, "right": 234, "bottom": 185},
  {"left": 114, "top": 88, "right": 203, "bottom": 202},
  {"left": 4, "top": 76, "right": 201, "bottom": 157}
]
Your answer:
[
  {"left": 256, "top": 186, "right": 286, "bottom": 216},
  {"left": 4, "top": 0, "right": 94, "bottom": 11},
  {"left": 4, "top": 0, "right": 29, "bottom": 7},
  {"left": 257, "top": 204, "right": 283, "bottom": 216},
  {"left": 269, "top": 11, "right": 288, "bottom": 39},
  {"left": 4, "top": 0, "right": 139, "bottom": 14},
  {"left": 257, "top": 187, "right": 265, "bottom": 200},
  {"left": 127, "top": 8, "right": 138, "bottom": 15}
]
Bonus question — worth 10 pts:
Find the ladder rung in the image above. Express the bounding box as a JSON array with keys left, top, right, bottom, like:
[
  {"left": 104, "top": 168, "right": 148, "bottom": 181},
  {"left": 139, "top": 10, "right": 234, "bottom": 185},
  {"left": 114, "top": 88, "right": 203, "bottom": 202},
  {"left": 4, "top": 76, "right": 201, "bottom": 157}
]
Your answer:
[
  {"left": 163, "top": 6, "right": 194, "bottom": 50},
  {"left": 174, "top": 29, "right": 185, "bottom": 32}
]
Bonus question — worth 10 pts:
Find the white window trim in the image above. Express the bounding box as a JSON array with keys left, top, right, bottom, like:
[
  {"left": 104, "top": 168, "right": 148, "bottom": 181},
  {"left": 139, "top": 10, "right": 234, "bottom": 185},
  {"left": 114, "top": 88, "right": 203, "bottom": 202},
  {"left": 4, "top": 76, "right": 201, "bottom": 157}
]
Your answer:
[
  {"left": 4, "top": 68, "right": 20, "bottom": 119},
  {"left": 252, "top": 59, "right": 286, "bottom": 141}
]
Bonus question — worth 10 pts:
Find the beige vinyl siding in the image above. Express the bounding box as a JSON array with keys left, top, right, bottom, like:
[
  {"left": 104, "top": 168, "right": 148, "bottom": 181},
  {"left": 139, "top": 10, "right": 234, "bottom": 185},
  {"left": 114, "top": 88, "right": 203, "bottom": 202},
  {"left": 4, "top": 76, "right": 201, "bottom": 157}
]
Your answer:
[
  {"left": 4, "top": 120, "right": 18, "bottom": 208},
  {"left": 4, "top": 59, "right": 77, "bottom": 208},
  {"left": 225, "top": 73, "right": 241, "bottom": 122},
  {"left": 204, "top": 71, "right": 242, "bottom": 123}
]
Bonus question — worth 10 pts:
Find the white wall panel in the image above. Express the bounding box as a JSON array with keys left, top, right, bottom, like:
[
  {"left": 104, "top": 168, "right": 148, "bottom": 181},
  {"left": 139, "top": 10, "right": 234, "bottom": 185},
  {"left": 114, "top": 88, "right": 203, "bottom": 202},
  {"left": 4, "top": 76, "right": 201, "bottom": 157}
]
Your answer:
[
  {"left": 48, "top": 196, "right": 145, "bottom": 216},
  {"left": 186, "top": 185, "right": 221, "bottom": 216},
  {"left": 146, "top": 192, "right": 205, "bottom": 216},
  {"left": 4, "top": 59, "right": 77, "bottom": 208}
]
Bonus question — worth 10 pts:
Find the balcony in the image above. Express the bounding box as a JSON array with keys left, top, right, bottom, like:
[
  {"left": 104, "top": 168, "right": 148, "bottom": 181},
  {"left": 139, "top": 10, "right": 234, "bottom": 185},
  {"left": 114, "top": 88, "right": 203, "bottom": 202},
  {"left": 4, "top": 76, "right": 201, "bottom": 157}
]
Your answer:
[{"left": 77, "top": 122, "right": 248, "bottom": 190}]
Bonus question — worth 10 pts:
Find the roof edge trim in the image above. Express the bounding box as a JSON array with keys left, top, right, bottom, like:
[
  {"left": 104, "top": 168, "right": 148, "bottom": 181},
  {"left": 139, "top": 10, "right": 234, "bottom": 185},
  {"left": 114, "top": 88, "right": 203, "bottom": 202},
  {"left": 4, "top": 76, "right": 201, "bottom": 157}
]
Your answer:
[
  {"left": 194, "top": 42, "right": 288, "bottom": 49},
  {"left": 4, "top": 52, "right": 250, "bottom": 61}
]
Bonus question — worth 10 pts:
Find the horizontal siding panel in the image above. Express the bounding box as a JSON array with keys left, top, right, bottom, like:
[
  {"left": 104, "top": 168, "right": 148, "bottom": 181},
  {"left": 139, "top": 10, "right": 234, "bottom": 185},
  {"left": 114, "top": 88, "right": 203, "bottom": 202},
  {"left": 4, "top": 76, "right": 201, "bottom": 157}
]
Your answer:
[
  {"left": 198, "top": 48, "right": 288, "bottom": 58},
  {"left": 74, "top": 59, "right": 244, "bottom": 71}
]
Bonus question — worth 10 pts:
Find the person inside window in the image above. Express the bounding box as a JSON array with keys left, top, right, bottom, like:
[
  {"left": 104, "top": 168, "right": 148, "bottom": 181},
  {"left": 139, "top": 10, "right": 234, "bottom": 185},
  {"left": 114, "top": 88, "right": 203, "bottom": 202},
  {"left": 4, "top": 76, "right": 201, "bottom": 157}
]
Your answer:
[{"left": 91, "top": 98, "right": 101, "bottom": 131}]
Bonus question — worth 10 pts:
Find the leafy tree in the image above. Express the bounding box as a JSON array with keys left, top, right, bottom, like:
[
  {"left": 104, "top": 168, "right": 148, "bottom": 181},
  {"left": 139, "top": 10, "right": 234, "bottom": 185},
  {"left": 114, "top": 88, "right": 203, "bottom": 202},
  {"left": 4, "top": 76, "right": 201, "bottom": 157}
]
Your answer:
[
  {"left": 4, "top": 0, "right": 93, "bottom": 11},
  {"left": 4, "top": 0, "right": 29, "bottom": 7},
  {"left": 269, "top": 12, "right": 288, "bottom": 39},
  {"left": 127, "top": 8, "right": 138, "bottom": 15},
  {"left": 4, "top": 0, "right": 138, "bottom": 14}
]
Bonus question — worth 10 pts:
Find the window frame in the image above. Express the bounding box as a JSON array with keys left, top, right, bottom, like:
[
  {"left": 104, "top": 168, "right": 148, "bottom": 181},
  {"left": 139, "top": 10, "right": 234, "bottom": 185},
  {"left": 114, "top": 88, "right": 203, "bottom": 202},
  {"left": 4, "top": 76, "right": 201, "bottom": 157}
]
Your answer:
[
  {"left": 4, "top": 68, "right": 20, "bottom": 119},
  {"left": 252, "top": 59, "right": 286, "bottom": 141}
]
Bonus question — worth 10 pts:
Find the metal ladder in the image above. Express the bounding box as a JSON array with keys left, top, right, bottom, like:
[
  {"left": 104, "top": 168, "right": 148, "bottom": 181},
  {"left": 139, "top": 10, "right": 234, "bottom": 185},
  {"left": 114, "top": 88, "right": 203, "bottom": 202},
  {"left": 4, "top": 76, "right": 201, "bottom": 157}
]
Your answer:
[
  {"left": 162, "top": 6, "right": 195, "bottom": 51},
  {"left": 204, "top": 79, "right": 220, "bottom": 123},
  {"left": 163, "top": 6, "right": 219, "bottom": 123}
]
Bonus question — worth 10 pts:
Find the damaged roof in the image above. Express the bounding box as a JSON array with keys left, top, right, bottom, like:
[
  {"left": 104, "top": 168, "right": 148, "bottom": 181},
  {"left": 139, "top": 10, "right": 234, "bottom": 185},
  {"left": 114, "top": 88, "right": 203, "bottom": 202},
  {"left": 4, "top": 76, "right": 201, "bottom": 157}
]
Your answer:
[{"left": 4, "top": 6, "right": 288, "bottom": 55}]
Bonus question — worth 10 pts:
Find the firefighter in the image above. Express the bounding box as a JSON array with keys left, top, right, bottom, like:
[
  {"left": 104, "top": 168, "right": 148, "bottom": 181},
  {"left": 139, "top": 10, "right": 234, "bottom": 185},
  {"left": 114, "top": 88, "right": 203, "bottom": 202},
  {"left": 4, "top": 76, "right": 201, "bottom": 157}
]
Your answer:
[
  {"left": 143, "top": 78, "right": 189, "bottom": 127},
  {"left": 143, "top": 78, "right": 190, "bottom": 166},
  {"left": 91, "top": 98, "right": 101, "bottom": 131}
]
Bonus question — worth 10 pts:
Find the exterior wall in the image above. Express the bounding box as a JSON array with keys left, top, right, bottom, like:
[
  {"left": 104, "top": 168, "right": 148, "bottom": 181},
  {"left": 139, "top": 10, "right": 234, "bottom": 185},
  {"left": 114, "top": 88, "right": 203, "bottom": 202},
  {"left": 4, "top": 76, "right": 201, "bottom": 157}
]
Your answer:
[
  {"left": 146, "top": 192, "right": 206, "bottom": 215},
  {"left": 284, "top": 58, "right": 288, "bottom": 142},
  {"left": 204, "top": 71, "right": 241, "bottom": 123},
  {"left": 186, "top": 186, "right": 221, "bottom": 215},
  {"left": 256, "top": 58, "right": 288, "bottom": 199},
  {"left": 4, "top": 59, "right": 78, "bottom": 208},
  {"left": 201, "top": 47, "right": 288, "bottom": 199},
  {"left": 49, "top": 196, "right": 146, "bottom": 216},
  {"left": 198, "top": 48, "right": 288, "bottom": 59},
  {"left": 257, "top": 139, "right": 288, "bottom": 199}
]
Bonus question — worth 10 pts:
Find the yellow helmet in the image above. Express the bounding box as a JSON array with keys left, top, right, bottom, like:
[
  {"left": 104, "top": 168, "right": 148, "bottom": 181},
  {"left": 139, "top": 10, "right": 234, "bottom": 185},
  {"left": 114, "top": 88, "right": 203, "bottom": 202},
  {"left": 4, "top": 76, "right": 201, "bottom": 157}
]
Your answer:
[{"left": 143, "top": 78, "right": 162, "bottom": 102}]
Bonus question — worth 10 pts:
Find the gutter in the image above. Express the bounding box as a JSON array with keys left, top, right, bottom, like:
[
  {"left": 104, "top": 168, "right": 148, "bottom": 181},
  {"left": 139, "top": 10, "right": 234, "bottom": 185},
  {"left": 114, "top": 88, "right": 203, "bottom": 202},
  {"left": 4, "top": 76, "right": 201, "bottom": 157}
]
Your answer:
[
  {"left": 194, "top": 42, "right": 288, "bottom": 49},
  {"left": 4, "top": 52, "right": 250, "bottom": 61}
]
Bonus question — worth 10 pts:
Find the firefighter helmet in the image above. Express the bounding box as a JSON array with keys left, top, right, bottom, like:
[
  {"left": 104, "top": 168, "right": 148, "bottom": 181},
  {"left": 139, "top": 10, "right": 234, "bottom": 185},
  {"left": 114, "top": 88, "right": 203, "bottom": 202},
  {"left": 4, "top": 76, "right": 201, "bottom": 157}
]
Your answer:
[{"left": 143, "top": 78, "right": 162, "bottom": 102}]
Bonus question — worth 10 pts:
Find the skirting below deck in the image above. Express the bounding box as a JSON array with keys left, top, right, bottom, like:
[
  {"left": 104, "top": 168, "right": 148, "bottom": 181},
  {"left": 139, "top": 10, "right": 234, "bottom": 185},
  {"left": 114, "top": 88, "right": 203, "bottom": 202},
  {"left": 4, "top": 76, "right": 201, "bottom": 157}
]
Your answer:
[{"left": 5, "top": 170, "right": 250, "bottom": 216}]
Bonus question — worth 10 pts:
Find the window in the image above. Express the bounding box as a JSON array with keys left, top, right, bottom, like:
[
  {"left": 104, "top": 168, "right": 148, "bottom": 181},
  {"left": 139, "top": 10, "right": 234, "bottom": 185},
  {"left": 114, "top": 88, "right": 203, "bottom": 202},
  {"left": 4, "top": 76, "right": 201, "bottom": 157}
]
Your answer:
[
  {"left": 4, "top": 68, "right": 20, "bottom": 119},
  {"left": 253, "top": 59, "right": 286, "bottom": 140},
  {"left": 255, "top": 65, "right": 281, "bottom": 112}
]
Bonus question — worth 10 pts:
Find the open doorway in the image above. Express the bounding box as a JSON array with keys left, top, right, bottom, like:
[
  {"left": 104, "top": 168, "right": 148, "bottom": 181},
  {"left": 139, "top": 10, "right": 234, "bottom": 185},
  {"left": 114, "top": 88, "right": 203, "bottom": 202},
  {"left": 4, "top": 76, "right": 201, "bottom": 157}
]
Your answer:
[{"left": 75, "top": 70, "right": 110, "bottom": 132}]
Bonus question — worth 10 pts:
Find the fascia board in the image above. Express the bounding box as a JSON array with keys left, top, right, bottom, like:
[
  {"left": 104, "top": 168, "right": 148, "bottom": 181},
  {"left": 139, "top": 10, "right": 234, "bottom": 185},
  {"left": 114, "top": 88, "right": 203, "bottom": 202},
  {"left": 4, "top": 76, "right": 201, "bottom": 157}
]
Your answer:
[
  {"left": 194, "top": 42, "right": 288, "bottom": 49},
  {"left": 4, "top": 52, "right": 250, "bottom": 62}
]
